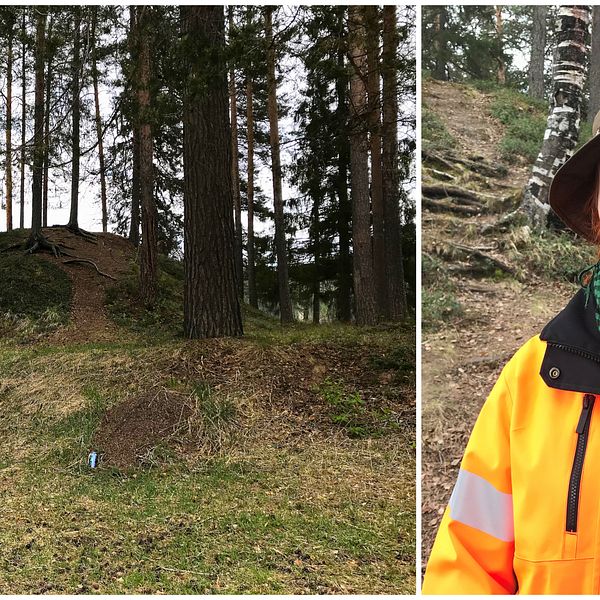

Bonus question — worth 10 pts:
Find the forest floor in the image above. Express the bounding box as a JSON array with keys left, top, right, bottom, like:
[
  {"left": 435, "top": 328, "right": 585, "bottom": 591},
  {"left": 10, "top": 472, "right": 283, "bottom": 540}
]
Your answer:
[
  {"left": 0, "top": 227, "right": 415, "bottom": 594},
  {"left": 421, "top": 78, "right": 596, "bottom": 567}
]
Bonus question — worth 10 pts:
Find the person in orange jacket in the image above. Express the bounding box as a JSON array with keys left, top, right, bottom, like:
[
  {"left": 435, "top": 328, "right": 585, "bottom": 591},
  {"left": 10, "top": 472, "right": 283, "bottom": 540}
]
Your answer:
[{"left": 423, "top": 112, "right": 600, "bottom": 595}]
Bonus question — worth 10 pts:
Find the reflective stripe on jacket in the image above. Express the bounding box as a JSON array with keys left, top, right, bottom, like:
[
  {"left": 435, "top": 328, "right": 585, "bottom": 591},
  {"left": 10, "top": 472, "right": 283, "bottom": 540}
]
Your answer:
[{"left": 423, "top": 288, "right": 600, "bottom": 595}]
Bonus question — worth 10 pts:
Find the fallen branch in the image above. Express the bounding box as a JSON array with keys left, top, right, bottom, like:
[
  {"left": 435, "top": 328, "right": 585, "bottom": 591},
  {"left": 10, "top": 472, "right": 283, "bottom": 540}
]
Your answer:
[{"left": 62, "top": 258, "right": 116, "bottom": 280}]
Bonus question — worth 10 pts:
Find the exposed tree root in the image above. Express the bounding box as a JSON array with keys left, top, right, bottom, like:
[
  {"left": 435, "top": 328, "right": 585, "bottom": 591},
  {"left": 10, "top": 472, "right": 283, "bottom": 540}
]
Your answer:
[
  {"left": 25, "top": 233, "right": 67, "bottom": 258},
  {"left": 448, "top": 242, "right": 517, "bottom": 277},
  {"left": 422, "top": 197, "right": 480, "bottom": 216},
  {"left": 53, "top": 223, "right": 98, "bottom": 244},
  {"left": 62, "top": 258, "right": 116, "bottom": 280}
]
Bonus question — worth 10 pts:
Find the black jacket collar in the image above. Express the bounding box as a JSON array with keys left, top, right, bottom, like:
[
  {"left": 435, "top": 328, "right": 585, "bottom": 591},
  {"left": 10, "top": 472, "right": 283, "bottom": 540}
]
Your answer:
[{"left": 539, "top": 288, "right": 600, "bottom": 394}]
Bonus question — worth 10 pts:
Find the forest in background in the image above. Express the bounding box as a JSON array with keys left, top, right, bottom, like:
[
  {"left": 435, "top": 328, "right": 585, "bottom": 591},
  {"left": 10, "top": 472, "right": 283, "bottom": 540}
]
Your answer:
[{"left": 0, "top": 5, "right": 416, "bottom": 330}]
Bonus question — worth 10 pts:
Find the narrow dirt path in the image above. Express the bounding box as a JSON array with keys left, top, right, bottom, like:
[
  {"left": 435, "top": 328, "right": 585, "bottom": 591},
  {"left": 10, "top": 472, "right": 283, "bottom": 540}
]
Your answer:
[
  {"left": 41, "top": 228, "right": 134, "bottom": 344},
  {"left": 421, "top": 80, "right": 581, "bottom": 564}
]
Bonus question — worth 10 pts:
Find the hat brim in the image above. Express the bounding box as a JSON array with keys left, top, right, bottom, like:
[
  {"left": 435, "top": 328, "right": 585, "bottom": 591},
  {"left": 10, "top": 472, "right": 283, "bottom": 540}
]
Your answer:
[{"left": 549, "top": 133, "right": 600, "bottom": 242}]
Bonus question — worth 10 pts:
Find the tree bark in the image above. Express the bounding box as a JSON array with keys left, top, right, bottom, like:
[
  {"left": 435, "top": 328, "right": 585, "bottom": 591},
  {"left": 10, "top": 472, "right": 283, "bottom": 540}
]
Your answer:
[
  {"left": 348, "top": 6, "right": 377, "bottom": 326},
  {"left": 128, "top": 6, "right": 140, "bottom": 247},
  {"left": 137, "top": 6, "right": 158, "bottom": 306},
  {"left": 528, "top": 5, "right": 547, "bottom": 100},
  {"left": 336, "top": 11, "right": 352, "bottom": 323},
  {"left": 365, "top": 5, "right": 387, "bottom": 319},
  {"left": 382, "top": 5, "right": 408, "bottom": 321},
  {"left": 228, "top": 9, "right": 244, "bottom": 299},
  {"left": 68, "top": 8, "right": 81, "bottom": 230},
  {"left": 28, "top": 9, "right": 46, "bottom": 244},
  {"left": 92, "top": 7, "right": 108, "bottom": 233},
  {"left": 246, "top": 78, "right": 258, "bottom": 309},
  {"left": 20, "top": 9, "right": 26, "bottom": 229},
  {"left": 311, "top": 198, "right": 320, "bottom": 324},
  {"left": 522, "top": 6, "right": 591, "bottom": 229},
  {"left": 590, "top": 7, "right": 600, "bottom": 121},
  {"left": 495, "top": 6, "right": 506, "bottom": 85},
  {"left": 6, "top": 26, "right": 13, "bottom": 231},
  {"left": 42, "top": 14, "right": 53, "bottom": 228},
  {"left": 265, "top": 7, "right": 294, "bottom": 324},
  {"left": 182, "top": 5, "right": 243, "bottom": 338},
  {"left": 432, "top": 7, "right": 447, "bottom": 80}
]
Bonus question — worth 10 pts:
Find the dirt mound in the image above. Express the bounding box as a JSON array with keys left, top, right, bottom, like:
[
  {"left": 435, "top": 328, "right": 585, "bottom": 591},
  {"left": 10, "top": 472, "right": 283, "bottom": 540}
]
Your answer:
[{"left": 92, "top": 390, "right": 192, "bottom": 469}]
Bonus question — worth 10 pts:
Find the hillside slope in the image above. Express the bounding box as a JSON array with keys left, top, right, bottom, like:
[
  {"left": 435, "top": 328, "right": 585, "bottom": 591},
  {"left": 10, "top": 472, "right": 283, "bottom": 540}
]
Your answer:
[
  {"left": 421, "top": 79, "right": 594, "bottom": 565},
  {"left": 0, "top": 228, "right": 415, "bottom": 594}
]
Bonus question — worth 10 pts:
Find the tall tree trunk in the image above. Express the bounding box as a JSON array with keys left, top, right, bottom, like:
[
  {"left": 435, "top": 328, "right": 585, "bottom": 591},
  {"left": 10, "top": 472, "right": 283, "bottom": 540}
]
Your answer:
[
  {"left": 128, "top": 6, "right": 140, "bottom": 247},
  {"left": 348, "top": 5, "right": 377, "bottom": 326},
  {"left": 6, "top": 27, "right": 13, "bottom": 231},
  {"left": 28, "top": 9, "right": 46, "bottom": 245},
  {"left": 365, "top": 5, "right": 387, "bottom": 319},
  {"left": 137, "top": 6, "right": 158, "bottom": 306},
  {"left": 182, "top": 5, "right": 243, "bottom": 338},
  {"left": 590, "top": 7, "right": 600, "bottom": 121},
  {"left": 336, "top": 11, "right": 352, "bottom": 323},
  {"left": 311, "top": 198, "right": 320, "bottom": 325},
  {"left": 92, "top": 7, "right": 108, "bottom": 233},
  {"left": 495, "top": 6, "right": 506, "bottom": 85},
  {"left": 432, "top": 7, "right": 447, "bottom": 80},
  {"left": 265, "top": 7, "right": 294, "bottom": 324},
  {"left": 528, "top": 5, "right": 547, "bottom": 100},
  {"left": 67, "top": 8, "right": 81, "bottom": 230},
  {"left": 20, "top": 9, "right": 26, "bottom": 230},
  {"left": 382, "top": 6, "right": 408, "bottom": 321},
  {"left": 42, "top": 14, "right": 53, "bottom": 228},
  {"left": 246, "top": 78, "right": 257, "bottom": 309},
  {"left": 228, "top": 9, "right": 244, "bottom": 299},
  {"left": 522, "top": 6, "right": 591, "bottom": 229}
]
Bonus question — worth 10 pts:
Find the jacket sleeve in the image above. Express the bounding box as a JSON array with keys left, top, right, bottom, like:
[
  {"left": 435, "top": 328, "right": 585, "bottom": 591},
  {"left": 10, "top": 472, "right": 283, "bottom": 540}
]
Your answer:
[{"left": 422, "top": 365, "right": 517, "bottom": 595}]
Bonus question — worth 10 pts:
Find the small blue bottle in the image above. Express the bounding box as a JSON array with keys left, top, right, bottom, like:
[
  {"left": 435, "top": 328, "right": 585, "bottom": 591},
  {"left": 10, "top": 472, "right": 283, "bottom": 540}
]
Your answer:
[{"left": 88, "top": 451, "right": 98, "bottom": 468}]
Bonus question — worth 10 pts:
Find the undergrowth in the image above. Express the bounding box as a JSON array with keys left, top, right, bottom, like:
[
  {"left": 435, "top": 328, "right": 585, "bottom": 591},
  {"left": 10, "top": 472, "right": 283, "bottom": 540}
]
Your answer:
[{"left": 422, "top": 103, "right": 456, "bottom": 152}]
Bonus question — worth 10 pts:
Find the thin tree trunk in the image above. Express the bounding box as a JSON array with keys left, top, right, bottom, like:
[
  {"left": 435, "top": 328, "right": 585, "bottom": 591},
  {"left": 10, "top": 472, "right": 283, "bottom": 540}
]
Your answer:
[
  {"left": 20, "top": 9, "right": 26, "bottom": 229},
  {"left": 28, "top": 9, "right": 46, "bottom": 244},
  {"left": 590, "top": 7, "right": 600, "bottom": 121},
  {"left": 432, "top": 7, "right": 447, "bottom": 81},
  {"left": 265, "top": 7, "right": 294, "bottom": 324},
  {"left": 382, "top": 5, "right": 408, "bottom": 321},
  {"left": 92, "top": 7, "right": 108, "bottom": 233},
  {"left": 128, "top": 6, "right": 140, "bottom": 247},
  {"left": 137, "top": 6, "right": 158, "bottom": 306},
  {"left": 365, "top": 5, "right": 387, "bottom": 319},
  {"left": 528, "top": 5, "right": 547, "bottom": 100},
  {"left": 182, "top": 5, "right": 243, "bottom": 338},
  {"left": 42, "top": 14, "right": 53, "bottom": 228},
  {"left": 522, "top": 6, "right": 591, "bottom": 229},
  {"left": 68, "top": 8, "right": 81, "bottom": 230},
  {"left": 6, "top": 27, "right": 13, "bottom": 231},
  {"left": 246, "top": 78, "right": 257, "bottom": 309},
  {"left": 311, "top": 198, "right": 320, "bottom": 325},
  {"left": 349, "top": 5, "right": 377, "bottom": 326},
  {"left": 228, "top": 9, "right": 243, "bottom": 299},
  {"left": 336, "top": 9, "right": 352, "bottom": 323},
  {"left": 495, "top": 6, "right": 506, "bottom": 85}
]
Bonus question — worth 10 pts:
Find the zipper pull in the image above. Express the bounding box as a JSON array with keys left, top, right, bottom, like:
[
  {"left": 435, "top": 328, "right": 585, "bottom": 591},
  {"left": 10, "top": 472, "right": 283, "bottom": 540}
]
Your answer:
[{"left": 577, "top": 394, "right": 596, "bottom": 434}]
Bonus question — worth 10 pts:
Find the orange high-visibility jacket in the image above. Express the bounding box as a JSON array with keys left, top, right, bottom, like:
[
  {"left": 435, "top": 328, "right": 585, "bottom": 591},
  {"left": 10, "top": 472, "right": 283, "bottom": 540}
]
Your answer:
[{"left": 423, "top": 289, "right": 600, "bottom": 594}]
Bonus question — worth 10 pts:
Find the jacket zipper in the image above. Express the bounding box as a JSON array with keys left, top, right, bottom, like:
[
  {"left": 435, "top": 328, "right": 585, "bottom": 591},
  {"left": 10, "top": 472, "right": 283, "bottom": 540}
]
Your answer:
[
  {"left": 547, "top": 341, "right": 600, "bottom": 365},
  {"left": 566, "top": 394, "right": 596, "bottom": 532}
]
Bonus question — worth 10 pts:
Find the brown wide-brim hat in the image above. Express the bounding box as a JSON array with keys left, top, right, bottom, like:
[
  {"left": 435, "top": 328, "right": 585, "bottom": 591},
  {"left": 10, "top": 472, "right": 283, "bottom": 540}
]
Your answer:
[{"left": 549, "top": 111, "right": 600, "bottom": 242}]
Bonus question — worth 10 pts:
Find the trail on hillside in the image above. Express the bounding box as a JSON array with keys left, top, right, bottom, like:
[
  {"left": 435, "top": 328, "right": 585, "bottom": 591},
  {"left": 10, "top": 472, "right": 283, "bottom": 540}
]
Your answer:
[
  {"left": 40, "top": 227, "right": 134, "bottom": 343},
  {"left": 421, "top": 80, "right": 576, "bottom": 565}
]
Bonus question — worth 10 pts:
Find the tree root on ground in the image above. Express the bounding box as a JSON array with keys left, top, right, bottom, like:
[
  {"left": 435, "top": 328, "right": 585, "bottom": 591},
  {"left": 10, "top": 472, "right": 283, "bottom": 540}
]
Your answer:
[
  {"left": 52, "top": 223, "right": 98, "bottom": 244},
  {"left": 62, "top": 258, "right": 116, "bottom": 280}
]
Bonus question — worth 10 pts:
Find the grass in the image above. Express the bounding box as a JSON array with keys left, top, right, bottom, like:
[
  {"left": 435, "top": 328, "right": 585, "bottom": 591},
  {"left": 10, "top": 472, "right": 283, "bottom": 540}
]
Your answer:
[
  {"left": 422, "top": 253, "right": 463, "bottom": 330},
  {"left": 422, "top": 103, "right": 456, "bottom": 152},
  {"left": 0, "top": 242, "right": 72, "bottom": 337},
  {"left": 0, "top": 305, "right": 415, "bottom": 594},
  {"left": 471, "top": 81, "right": 547, "bottom": 163}
]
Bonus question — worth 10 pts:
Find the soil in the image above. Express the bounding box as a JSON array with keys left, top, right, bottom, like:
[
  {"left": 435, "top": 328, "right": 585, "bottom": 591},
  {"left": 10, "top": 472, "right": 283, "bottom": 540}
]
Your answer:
[
  {"left": 92, "top": 389, "right": 193, "bottom": 469},
  {"left": 421, "top": 80, "right": 577, "bottom": 566},
  {"left": 40, "top": 227, "right": 134, "bottom": 343}
]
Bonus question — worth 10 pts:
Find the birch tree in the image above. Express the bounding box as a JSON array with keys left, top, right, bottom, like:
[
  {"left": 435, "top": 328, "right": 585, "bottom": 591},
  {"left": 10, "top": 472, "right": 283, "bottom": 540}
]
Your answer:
[{"left": 521, "top": 6, "right": 591, "bottom": 229}]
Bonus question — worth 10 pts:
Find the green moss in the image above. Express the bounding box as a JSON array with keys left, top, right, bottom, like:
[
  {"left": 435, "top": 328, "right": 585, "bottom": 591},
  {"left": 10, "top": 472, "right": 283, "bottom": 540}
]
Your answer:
[{"left": 422, "top": 104, "right": 456, "bottom": 152}]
